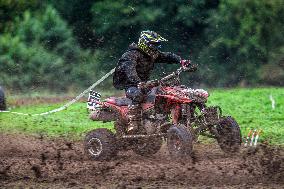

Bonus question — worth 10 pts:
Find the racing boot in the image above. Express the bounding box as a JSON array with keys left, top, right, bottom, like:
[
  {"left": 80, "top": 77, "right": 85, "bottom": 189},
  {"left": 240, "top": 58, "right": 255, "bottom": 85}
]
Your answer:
[{"left": 127, "top": 104, "right": 142, "bottom": 134}]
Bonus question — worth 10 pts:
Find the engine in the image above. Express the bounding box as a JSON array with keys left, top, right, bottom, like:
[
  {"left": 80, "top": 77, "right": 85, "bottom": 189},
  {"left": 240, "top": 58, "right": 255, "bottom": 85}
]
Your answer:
[{"left": 143, "top": 113, "right": 167, "bottom": 134}]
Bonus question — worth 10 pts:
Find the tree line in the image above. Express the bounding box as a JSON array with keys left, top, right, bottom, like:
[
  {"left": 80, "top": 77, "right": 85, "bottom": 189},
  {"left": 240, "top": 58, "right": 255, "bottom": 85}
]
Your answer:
[{"left": 0, "top": 0, "right": 283, "bottom": 92}]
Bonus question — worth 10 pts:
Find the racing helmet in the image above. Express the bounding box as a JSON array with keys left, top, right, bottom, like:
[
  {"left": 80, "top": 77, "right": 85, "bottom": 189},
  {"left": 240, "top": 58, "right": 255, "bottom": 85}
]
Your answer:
[{"left": 138, "top": 30, "right": 168, "bottom": 56}]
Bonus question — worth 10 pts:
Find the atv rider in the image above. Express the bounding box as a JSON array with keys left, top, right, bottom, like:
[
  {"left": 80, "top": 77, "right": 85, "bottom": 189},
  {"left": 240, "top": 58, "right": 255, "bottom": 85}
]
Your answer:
[{"left": 113, "top": 30, "right": 190, "bottom": 133}]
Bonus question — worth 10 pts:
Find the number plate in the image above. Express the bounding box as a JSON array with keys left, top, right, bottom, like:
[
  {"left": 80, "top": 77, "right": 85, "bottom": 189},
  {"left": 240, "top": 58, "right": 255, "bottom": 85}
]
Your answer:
[{"left": 87, "top": 90, "right": 102, "bottom": 110}]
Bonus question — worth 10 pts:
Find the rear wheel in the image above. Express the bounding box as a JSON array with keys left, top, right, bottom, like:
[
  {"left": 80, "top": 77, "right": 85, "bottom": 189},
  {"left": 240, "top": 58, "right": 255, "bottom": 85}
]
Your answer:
[
  {"left": 167, "top": 124, "right": 193, "bottom": 158},
  {"left": 0, "top": 86, "right": 6, "bottom": 110},
  {"left": 216, "top": 116, "right": 241, "bottom": 154},
  {"left": 133, "top": 137, "right": 163, "bottom": 156},
  {"left": 84, "top": 128, "right": 117, "bottom": 161}
]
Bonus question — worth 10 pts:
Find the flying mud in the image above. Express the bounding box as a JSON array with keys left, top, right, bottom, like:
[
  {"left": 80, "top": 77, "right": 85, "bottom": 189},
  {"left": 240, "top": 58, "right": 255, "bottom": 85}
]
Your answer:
[{"left": 0, "top": 133, "right": 283, "bottom": 188}]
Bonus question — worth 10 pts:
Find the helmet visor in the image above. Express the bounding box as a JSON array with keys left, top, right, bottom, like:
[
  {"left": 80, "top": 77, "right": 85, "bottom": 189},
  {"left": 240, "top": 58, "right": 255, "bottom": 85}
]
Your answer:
[{"left": 149, "top": 41, "right": 162, "bottom": 49}]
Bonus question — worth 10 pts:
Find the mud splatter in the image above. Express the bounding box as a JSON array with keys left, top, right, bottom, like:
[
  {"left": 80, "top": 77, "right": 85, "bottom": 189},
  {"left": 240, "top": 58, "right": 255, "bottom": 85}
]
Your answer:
[{"left": 0, "top": 133, "right": 283, "bottom": 188}]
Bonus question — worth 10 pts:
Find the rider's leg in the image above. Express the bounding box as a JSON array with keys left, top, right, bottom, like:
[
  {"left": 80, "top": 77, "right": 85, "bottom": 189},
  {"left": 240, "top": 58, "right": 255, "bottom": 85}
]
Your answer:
[{"left": 125, "top": 87, "right": 143, "bottom": 133}]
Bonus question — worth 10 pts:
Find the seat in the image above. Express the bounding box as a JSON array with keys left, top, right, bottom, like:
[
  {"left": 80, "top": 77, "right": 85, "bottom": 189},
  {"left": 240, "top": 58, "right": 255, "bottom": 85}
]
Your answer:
[{"left": 105, "top": 97, "right": 132, "bottom": 106}]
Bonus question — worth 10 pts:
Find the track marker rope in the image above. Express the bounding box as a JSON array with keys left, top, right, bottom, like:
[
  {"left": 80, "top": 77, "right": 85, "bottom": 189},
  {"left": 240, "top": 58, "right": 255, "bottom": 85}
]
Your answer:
[{"left": 0, "top": 68, "right": 116, "bottom": 117}]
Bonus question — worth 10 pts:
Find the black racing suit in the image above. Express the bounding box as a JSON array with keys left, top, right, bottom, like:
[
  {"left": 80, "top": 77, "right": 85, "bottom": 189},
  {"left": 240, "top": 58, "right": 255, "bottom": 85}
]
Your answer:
[{"left": 113, "top": 43, "right": 181, "bottom": 104}]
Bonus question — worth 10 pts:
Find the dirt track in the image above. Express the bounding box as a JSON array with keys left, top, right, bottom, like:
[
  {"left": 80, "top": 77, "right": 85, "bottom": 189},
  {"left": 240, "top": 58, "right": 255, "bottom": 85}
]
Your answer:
[{"left": 0, "top": 133, "right": 283, "bottom": 188}]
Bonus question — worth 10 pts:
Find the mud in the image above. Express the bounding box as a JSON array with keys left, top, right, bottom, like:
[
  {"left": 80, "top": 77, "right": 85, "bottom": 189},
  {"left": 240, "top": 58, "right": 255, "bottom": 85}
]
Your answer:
[{"left": 0, "top": 133, "right": 283, "bottom": 188}]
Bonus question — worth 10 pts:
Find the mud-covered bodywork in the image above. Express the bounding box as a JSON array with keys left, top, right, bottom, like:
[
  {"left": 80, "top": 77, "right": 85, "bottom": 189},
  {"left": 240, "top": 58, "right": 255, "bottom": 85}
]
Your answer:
[
  {"left": 89, "top": 97, "right": 130, "bottom": 122},
  {"left": 159, "top": 86, "right": 209, "bottom": 103},
  {"left": 89, "top": 86, "right": 209, "bottom": 122}
]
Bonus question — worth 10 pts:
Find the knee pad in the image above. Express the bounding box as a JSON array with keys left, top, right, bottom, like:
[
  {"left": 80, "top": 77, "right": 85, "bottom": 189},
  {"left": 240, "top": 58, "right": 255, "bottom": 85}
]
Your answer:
[{"left": 126, "top": 87, "right": 143, "bottom": 104}]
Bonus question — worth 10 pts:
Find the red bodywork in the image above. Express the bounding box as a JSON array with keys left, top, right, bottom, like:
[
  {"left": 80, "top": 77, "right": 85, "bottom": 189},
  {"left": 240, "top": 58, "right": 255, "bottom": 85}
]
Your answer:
[{"left": 91, "top": 86, "right": 208, "bottom": 125}]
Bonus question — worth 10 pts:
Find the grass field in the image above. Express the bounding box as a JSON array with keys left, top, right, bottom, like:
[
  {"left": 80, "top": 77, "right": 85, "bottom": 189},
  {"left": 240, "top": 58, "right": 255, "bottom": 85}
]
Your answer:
[{"left": 0, "top": 88, "right": 283, "bottom": 144}]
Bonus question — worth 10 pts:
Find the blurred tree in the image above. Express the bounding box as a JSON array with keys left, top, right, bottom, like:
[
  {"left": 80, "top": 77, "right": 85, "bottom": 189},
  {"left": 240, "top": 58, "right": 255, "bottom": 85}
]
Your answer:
[
  {"left": 0, "top": 5, "right": 99, "bottom": 91},
  {"left": 0, "top": 0, "right": 40, "bottom": 32},
  {"left": 200, "top": 0, "right": 284, "bottom": 86},
  {"left": 48, "top": 0, "right": 96, "bottom": 49},
  {"left": 1, "top": 0, "right": 284, "bottom": 90},
  {"left": 91, "top": 0, "right": 219, "bottom": 82},
  {"left": 0, "top": 34, "right": 65, "bottom": 90},
  {"left": 91, "top": 0, "right": 218, "bottom": 52}
]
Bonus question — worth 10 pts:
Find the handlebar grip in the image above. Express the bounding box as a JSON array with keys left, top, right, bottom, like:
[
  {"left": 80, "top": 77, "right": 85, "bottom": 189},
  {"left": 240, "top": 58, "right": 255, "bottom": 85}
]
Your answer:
[{"left": 184, "top": 65, "right": 197, "bottom": 72}]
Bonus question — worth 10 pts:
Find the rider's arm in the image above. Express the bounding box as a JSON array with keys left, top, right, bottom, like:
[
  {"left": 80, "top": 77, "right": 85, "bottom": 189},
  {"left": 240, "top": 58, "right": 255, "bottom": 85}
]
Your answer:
[
  {"left": 119, "top": 51, "right": 141, "bottom": 86},
  {"left": 155, "top": 52, "right": 181, "bottom": 64}
]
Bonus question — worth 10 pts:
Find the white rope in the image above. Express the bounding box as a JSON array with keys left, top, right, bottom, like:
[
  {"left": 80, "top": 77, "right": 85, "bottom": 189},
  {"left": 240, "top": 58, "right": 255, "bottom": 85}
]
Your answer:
[{"left": 0, "top": 68, "right": 116, "bottom": 116}]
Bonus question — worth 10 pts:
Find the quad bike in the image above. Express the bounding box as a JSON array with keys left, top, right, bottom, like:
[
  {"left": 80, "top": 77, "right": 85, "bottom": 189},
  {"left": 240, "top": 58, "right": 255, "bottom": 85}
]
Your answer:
[{"left": 85, "top": 65, "right": 242, "bottom": 160}]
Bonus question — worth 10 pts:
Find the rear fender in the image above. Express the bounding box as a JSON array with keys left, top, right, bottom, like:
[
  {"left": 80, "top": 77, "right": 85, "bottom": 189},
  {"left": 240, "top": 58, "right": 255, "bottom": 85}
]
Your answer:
[
  {"left": 89, "top": 109, "right": 116, "bottom": 122},
  {"left": 90, "top": 102, "right": 128, "bottom": 122}
]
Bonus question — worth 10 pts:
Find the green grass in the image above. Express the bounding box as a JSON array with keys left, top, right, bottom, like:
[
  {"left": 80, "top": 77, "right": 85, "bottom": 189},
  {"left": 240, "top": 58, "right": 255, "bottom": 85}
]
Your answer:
[
  {"left": 0, "top": 88, "right": 283, "bottom": 144},
  {"left": 0, "top": 102, "right": 113, "bottom": 139},
  {"left": 207, "top": 88, "right": 284, "bottom": 144}
]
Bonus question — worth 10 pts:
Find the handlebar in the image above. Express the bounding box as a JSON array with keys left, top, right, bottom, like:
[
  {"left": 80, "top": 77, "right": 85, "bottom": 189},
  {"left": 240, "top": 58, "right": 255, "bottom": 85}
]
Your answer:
[{"left": 138, "top": 65, "right": 197, "bottom": 89}]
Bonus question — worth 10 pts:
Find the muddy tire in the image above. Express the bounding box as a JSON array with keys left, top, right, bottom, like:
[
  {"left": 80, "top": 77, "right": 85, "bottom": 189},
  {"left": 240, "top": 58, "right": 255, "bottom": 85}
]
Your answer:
[
  {"left": 0, "top": 86, "right": 6, "bottom": 110},
  {"left": 133, "top": 137, "right": 163, "bottom": 156},
  {"left": 84, "top": 128, "right": 117, "bottom": 161},
  {"left": 216, "top": 116, "right": 241, "bottom": 154},
  {"left": 167, "top": 124, "right": 193, "bottom": 158}
]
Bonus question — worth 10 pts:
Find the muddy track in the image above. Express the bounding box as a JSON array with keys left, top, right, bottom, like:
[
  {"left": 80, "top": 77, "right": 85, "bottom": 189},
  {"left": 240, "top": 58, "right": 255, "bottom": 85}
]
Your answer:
[{"left": 0, "top": 133, "right": 283, "bottom": 188}]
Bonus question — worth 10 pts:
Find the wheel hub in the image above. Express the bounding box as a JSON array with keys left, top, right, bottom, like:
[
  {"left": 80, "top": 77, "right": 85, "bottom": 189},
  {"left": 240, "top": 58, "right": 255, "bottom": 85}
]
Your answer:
[
  {"left": 88, "top": 138, "right": 103, "bottom": 156},
  {"left": 171, "top": 134, "right": 182, "bottom": 151}
]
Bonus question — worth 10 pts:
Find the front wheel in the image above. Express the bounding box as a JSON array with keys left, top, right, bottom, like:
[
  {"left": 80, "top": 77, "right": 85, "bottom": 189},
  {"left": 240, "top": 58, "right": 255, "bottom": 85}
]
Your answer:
[
  {"left": 167, "top": 124, "right": 193, "bottom": 158},
  {"left": 84, "top": 128, "right": 118, "bottom": 161},
  {"left": 216, "top": 116, "right": 242, "bottom": 154}
]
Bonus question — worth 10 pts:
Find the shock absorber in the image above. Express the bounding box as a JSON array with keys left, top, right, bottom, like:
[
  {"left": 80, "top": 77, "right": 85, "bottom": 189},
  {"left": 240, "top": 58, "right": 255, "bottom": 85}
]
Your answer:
[
  {"left": 181, "top": 104, "right": 187, "bottom": 116},
  {"left": 171, "top": 105, "right": 181, "bottom": 125}
]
